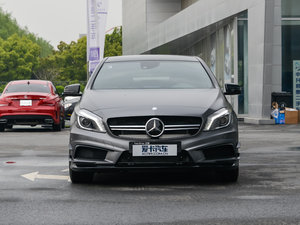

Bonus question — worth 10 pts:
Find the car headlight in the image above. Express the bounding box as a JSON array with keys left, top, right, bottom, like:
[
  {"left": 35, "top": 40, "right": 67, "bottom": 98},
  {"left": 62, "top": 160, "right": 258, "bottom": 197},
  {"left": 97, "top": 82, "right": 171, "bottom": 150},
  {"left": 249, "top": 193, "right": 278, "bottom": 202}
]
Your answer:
[
  {"left": 203, "top": 108, "right": 232, "bottom": 131},
  {"left": 64, "top": 103, "right": 72, "bottom": 109},
  {"left": 76, "top": 109, "right": 106, "bottom": 133}
]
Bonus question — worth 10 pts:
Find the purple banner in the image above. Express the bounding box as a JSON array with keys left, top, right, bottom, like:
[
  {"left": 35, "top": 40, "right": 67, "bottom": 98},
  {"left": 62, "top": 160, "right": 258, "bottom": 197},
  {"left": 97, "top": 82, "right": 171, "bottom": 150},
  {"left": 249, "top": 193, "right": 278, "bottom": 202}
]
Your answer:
[
  {"left": 89, "top": 61, "right": 100, "bottom": 73},
  {"left": 87, "top": 0, "right": 108, "bottom": 75},
  {"left": 89, "top": 47, "right": 100, "bottom": 61}
]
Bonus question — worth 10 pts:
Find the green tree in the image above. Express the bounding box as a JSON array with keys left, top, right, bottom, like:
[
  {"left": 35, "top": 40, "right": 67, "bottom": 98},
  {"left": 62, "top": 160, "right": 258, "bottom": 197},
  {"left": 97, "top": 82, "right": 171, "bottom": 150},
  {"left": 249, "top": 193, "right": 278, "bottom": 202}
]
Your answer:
[
  {"left": 34, "top": 36, "right": 87, "bottom": 82},
  {"left": 0, "top": 34, "right": 41, "bottom": 81},
  {"left": 104, "top": 27, "right": 122, "bottom": 57},
  {"left": 33, "top": 54, "right": 60, "bottom": 81},
  {"left": 56, "top": 36, "right": 87, "bottom": 81},
  {"left": 0, "top": 8, "right": 20, "bottom": 40},
  {"left": 33, "top": 27, "right": 122, "bottom": 83},
  {"left": 0, "top": 7, "right": 53, "bottom": 57}
]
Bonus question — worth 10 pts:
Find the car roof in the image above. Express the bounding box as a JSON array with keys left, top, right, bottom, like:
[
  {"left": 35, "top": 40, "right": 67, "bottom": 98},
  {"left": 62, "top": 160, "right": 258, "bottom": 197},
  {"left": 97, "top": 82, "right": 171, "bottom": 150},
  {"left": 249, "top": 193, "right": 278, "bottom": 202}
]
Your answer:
[
  {"left": 8, "top": 80, "right": 51, "bottom": 85},
  {"left": 105, "top": 55, "right": 199, "bottom": 62}
]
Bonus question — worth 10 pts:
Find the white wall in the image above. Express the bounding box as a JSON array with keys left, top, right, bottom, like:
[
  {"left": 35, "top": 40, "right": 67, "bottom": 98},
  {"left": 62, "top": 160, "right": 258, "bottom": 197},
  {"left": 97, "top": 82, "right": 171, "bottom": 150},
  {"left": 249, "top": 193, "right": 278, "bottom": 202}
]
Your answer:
[
  {"left": 122, "top": 0, "right": 147, "bottom": 55},
  {"left": 146, "top": 0, "right": 181, "bottom": 30}
]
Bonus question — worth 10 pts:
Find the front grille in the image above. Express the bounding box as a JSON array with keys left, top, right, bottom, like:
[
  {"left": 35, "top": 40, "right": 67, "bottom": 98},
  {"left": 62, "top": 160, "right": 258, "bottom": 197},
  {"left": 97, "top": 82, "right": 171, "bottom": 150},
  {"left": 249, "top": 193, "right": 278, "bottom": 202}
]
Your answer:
[{"left": 107, "top": 116, "right": 202, "bottom": 140}]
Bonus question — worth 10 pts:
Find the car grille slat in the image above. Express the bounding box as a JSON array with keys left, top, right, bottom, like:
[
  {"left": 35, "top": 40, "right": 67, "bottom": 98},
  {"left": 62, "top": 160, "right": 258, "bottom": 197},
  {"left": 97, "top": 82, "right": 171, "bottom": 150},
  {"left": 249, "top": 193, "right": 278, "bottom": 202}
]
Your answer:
[
  {"left": 111, "top": 128, "right": 146, "bottom": 131},
  {"left": 165, "top": 127, "right": 200, "bottom": 131},
  {"left": 107, "top": 116, "right": 202, "bottom": 140},
  {"left": 165, "top": 124, "right": 200, "bottom": 128},
  {"left": 110, "top": 125, "right": 145, "bottom": 131},
  {"left": 110, "top": 125, "right": 145, "bottom": 128}
]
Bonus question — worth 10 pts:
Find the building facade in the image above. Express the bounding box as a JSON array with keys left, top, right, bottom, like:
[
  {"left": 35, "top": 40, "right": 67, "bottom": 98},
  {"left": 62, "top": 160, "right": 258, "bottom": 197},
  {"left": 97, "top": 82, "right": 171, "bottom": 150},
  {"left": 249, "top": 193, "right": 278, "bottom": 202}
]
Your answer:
[{"left": 122, "top": 0, "right": 299, "bottom": 123}]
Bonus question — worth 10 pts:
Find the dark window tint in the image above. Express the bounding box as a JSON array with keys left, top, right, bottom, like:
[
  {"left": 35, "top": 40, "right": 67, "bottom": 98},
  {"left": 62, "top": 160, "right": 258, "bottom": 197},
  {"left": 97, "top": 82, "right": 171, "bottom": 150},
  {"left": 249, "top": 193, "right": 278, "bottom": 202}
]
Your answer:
[
  {"left": 92, "top": 61, "right": 214, "bottom": 90},
  {"left": 282, "top": 0, "right": 300, "bottom": 17},
  {"left": 282, "top": 21, "right": 300, "bottom": 94},
  {"left": 5, "top": 83, "right": 50, "bottom": 94}
]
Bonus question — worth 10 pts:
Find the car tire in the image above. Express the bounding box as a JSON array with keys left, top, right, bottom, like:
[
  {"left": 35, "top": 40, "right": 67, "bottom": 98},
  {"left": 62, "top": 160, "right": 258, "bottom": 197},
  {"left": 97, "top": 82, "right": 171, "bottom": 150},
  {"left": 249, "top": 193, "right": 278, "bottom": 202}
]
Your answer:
[
  {"left": 62, "top": 118, "right": 65, "bottom": 129},
  {"left": 53, "top": 117, "right": 63, "bottom": 131},
  {"left": 53, "top": 122, "right": 62, "bottom": 131},
  {"left": 69, "top": 169, "right": 94, "bottom": 184},
  {"left": 217, "top": 167, "right": 239, "bottom": 183},
  {"left": 0, "top": 125, "right": 5, "bottom": 132},
  {"left": 6, "top": 125, "right": 13, "bottom": 129}
]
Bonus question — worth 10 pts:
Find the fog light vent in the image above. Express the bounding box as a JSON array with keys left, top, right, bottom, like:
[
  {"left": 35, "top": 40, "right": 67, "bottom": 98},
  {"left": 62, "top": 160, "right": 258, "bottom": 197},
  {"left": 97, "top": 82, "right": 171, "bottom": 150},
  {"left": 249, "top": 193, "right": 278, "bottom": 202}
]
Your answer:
[
  {"left": 202, "top": 145, "right": 236, "bottom": 160},
  {"left": 75, "top": 146, "right": 107, "bottom": 161}
]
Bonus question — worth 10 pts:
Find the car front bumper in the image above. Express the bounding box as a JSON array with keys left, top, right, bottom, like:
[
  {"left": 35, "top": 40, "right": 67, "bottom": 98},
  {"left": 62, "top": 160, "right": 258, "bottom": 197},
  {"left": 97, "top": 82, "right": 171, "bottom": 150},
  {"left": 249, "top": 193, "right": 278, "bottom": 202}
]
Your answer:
[{"left": 69, "top": 124, "right": 240, "bottom": 172}]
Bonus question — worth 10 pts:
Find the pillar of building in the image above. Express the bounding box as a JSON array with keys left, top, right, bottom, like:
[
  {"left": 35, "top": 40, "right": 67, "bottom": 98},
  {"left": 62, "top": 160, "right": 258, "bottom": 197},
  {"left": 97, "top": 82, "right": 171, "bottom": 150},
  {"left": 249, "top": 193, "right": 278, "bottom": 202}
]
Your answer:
[{"left": 245, "top": 0, "right": 282, "bottom": 124}]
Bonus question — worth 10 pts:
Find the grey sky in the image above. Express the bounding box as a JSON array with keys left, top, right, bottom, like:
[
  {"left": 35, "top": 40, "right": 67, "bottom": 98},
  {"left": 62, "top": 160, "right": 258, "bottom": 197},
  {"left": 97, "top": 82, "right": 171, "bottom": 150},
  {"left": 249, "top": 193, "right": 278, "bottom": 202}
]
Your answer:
[{"left": 0, "top": 0, "right": 122, "bottom": 48}]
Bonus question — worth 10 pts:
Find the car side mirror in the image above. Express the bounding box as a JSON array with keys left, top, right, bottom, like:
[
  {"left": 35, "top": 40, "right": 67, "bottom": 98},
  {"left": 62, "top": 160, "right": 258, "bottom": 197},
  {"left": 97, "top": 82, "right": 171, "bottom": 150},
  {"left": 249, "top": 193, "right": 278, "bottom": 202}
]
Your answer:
[
  {"left": 224, "top": 84, "right": 241, "bottom": 95},
  {"left": 63, "top": 84, "right": 82, "bottom": 96}
]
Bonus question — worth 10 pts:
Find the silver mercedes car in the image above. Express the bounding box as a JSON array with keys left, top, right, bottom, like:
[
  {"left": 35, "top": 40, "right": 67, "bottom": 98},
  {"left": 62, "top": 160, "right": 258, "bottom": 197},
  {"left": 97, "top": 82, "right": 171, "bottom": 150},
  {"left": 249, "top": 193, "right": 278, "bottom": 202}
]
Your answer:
[{"left": 65, "top": 55, "right": 241, "bottom": 183}]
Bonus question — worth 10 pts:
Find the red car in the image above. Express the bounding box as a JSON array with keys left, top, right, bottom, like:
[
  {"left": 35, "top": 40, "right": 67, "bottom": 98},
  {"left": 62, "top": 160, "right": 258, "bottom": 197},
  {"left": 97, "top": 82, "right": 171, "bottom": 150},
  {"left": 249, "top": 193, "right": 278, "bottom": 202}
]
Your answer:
[{"left": 0, "top": 80, "right": 65, "bottom": 131}]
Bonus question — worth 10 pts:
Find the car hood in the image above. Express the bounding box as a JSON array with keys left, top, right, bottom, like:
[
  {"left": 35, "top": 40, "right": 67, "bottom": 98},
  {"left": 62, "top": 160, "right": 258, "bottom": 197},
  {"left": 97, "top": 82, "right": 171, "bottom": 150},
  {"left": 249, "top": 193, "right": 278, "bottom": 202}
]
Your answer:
[{"left": 79, "top": 89, "right": 226, "bottom": 119}]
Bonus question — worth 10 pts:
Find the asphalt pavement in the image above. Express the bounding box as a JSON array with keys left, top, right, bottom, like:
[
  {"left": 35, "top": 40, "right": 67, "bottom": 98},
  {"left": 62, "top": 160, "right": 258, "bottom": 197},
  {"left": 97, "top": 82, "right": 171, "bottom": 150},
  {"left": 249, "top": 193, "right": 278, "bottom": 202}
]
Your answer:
[{"left": 0, "top": 122, "right": 300, "bottom": 225}]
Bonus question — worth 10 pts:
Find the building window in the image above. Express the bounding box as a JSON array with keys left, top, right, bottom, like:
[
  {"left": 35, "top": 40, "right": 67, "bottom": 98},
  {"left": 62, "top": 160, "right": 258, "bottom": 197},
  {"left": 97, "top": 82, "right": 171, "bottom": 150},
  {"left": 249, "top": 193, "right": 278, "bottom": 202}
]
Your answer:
[
  {"left": 282, "top": 0, "right": 300, "bottom": 108},
  {"left": 282, "top": 20, "right": 300, "bottom": 94},
  {"left": 238, "top": 12, "right": 248, "bottom": 114},
  {"left": 282, "top": 0, "right": 300, "bottom": 18}
]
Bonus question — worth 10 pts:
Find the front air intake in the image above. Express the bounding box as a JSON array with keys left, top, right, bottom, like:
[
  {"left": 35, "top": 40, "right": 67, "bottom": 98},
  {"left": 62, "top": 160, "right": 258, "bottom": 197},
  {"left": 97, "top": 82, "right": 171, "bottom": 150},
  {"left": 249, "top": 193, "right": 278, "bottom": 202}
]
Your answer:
[{"left": 74, "top": 146, "right": 107, "bottom": 161}]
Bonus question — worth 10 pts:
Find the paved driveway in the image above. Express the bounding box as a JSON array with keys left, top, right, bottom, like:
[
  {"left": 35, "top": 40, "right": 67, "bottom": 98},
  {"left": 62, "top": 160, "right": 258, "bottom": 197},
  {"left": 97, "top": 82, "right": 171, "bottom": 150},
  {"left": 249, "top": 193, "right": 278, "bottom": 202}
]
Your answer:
[{"left": 0, "top": 123, "right": 300, "bottom": 225}]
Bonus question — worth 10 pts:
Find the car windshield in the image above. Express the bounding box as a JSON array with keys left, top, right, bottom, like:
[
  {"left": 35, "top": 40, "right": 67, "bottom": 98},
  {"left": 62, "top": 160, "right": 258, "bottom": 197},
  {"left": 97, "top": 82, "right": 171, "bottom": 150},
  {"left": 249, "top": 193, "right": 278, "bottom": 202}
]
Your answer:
[
  {"left": 5, "top": 83, "right": 50, "bottom": 94},
  {"left": 92, "top": 61, "right": 214, "bottom": 90}
]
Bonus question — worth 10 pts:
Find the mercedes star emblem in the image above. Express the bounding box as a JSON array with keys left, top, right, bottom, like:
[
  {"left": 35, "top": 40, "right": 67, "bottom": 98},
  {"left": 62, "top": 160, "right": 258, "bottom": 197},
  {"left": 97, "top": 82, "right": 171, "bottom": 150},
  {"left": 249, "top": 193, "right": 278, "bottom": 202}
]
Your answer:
[{"left": 145, "top": 118, "right": 165, "bottom": 138}]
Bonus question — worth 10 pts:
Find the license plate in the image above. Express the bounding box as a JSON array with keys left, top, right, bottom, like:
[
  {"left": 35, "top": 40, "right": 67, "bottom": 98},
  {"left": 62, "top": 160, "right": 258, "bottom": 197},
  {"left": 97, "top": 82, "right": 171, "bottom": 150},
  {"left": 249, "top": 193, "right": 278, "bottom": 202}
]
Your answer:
[
  {"left": 20, "top": 100, "right": 32, "bottom": 106},
  {"left": 132, "top": 143, "right": 178, "bottom": 157}
]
